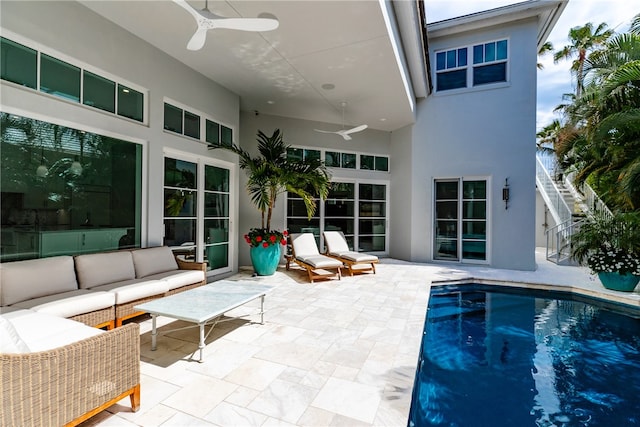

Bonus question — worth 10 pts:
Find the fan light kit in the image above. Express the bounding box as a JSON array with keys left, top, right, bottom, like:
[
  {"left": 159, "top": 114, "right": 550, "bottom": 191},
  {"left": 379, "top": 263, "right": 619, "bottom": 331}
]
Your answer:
[
  {"left": 173, "top": 0, "right": 279, "bottom": 51},
  {"left": 314, "top": 102, "right": 368, "bottom": 141}
]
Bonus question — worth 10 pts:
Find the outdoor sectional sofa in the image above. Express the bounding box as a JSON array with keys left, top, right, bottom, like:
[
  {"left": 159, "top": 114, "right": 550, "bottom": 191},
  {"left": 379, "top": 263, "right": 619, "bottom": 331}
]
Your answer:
[
  {"left": 0, "top": 246, "right": 207, "bottom": 328},
  {"left": 0, "top": 309, "right": 140, "bottom": 426}
]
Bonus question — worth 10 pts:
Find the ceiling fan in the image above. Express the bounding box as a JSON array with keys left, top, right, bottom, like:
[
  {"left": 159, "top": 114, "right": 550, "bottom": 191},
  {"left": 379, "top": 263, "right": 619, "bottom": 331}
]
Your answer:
[
  {"left": 173, "top": 0, "right": 279, "bottom": 51},
  {"left": 314, "top": 102, "right": 368, "bottom": 141}
]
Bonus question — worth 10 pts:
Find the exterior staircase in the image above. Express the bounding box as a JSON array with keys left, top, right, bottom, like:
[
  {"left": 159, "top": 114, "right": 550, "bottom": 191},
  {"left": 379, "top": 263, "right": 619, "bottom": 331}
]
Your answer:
[{"left": 536, "top": 153, "right": 610, "bottom": 265}]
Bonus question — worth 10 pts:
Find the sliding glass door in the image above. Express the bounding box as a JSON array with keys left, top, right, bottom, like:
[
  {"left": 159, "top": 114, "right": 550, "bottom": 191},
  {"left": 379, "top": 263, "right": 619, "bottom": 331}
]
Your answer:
[
  {"left": 434, "top": 179, "right": 487, "bottom": 262},
  {"left": 163, "top": 154, "right": 233, "bottom": 275}
]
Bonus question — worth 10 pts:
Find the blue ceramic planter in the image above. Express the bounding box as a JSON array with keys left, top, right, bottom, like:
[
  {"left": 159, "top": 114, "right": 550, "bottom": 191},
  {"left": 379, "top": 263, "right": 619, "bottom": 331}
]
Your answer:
[
  {"left": 597, "top": 272, "right": 640, "bottom": 292},
  {"left": 250, "top": 244, "right": 282, "bottom": 276}
]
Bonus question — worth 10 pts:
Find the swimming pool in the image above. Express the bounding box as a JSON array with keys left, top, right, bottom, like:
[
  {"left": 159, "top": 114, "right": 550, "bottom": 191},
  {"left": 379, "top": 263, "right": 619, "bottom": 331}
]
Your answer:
[{"left": 408, "top": 284, "right": 640, "bottom": 427}]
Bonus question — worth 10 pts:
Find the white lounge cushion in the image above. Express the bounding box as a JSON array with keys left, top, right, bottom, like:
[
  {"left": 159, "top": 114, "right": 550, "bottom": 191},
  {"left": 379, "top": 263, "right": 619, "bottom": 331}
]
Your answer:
[
  {"left": 2, "top": 310, "right": 102, "bottom": 352},
  {"left": 12, "top": 290, "right": 115, "bottom": 319},
  {"left": 329, "top": 251, "right": 378, "bottom": 263},
  {"left": 0, "top": 313, "right": 30, "bottom": 353},
  {"left": 0, "top": 256, "right": 77, "bottom": 306},
  {"left": 132, "top": 246, "right": 178, "bottom": 278},
  {"left": 291, "top": 233, "right": 320, "bottom": 257},
  {"left": 91, "top": 279, "right": 168, "bottom": 304},
  {"left": 297, "top": 255, "right": 343, "bottom": 269},
  {"left": 323, "top": 231, "right": 351, "bottom": 253},
  {"left": 145, "top": 270, "right": 205, "bottom": 291},
  {"left": 75, "top": 251, "right": 136, "bottom": 289}
]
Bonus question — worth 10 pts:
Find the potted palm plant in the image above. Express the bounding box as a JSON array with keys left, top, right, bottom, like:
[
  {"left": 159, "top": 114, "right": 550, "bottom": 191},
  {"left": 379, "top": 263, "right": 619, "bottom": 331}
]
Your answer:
[
  {"left": 571, "top": 211, "right": 640, "bottom": 291},
  {"left": 212, "top": 129, "right": 330, "bottom": 275}
]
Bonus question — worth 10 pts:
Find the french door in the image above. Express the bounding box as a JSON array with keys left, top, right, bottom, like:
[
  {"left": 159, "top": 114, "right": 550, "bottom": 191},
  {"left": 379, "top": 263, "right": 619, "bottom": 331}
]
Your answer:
[
  {"left": 434, "top": 179, "right": 487, "bottom": 262},
  {"left": 163, "top": 153, "right": 234, "bottom": 275}
]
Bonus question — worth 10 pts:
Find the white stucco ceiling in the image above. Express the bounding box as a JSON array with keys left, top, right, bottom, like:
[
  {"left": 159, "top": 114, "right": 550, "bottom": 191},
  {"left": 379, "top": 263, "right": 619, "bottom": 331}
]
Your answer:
[{"left": 80, "top": 0, "right": 417, "bottom": 132}]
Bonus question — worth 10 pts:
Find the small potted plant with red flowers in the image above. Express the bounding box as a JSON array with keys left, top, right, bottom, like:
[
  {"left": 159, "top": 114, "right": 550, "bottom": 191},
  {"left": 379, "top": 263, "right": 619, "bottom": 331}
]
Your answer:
[{"left": 213, "top": 129, "right": 330, "bottom": 276}]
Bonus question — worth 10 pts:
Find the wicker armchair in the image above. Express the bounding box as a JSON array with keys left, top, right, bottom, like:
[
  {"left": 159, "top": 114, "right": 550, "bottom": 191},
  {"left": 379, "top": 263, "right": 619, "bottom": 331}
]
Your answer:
[{"left": 0, "top": 323, "right": 140, "bottom": 427}]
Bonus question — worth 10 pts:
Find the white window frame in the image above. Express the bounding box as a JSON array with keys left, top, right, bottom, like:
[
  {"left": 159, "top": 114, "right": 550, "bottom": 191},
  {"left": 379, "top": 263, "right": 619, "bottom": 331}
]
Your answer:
[
  {"left": 432, "top": 176, "right": 490, "bottom": 265},
  {"left": 434, "top": 38, "right": 510, "bottom": 95}
]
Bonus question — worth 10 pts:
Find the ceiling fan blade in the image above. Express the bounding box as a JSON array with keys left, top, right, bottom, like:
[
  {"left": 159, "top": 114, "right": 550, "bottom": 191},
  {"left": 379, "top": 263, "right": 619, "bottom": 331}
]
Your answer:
[
  {"left": 341, "top": 134, "right": 353, "bottom": 141},
  {"left": 212, "top": 18, "right": 279, "bottom": 32},
  {"left": 187, "top": 28, "right": 208, "bottom": 51},
  {"left": 313, "top": 129, "right": 338, "bottom": 135},
  {"left": 342, "top": 124, "right": 368, "bottom": 135}
]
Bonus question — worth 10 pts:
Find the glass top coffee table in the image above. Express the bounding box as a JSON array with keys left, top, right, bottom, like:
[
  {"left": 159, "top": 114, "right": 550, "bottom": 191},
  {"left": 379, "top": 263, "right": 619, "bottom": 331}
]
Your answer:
[{"left": 135, "top": 280, "right": 274, "bottom": 362}]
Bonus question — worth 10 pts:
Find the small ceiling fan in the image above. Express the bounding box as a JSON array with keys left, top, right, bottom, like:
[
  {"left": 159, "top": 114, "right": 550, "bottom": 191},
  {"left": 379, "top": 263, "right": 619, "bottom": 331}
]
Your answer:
[
  {"left": 173, "top": 0, "right": 279, "bottom": 51},
  {"left": 314, "top": 102, "right": 368, "bottom": 141}
]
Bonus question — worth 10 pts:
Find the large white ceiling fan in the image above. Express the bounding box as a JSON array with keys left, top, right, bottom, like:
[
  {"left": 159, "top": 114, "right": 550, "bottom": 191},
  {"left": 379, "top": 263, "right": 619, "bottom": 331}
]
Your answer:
[
  {"left": 314, "top": 102, "right": 368, "bottom": 141},
  {"left": 173, "top": 0, "right": 279, "bottom": 51}
]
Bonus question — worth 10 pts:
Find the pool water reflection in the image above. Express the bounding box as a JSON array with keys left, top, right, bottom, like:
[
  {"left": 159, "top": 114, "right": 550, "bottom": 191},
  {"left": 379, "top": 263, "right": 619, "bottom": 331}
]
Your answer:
[{"left": 408, "top": 285, "right": 640, "bottom": 427}]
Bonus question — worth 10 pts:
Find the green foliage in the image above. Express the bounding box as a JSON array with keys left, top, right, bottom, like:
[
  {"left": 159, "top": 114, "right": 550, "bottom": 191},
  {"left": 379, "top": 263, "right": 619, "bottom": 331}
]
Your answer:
[
  {"left": 542, "top": 16, "right": 640, "bottom": 211},
  {"left": 571, "top": 212, "right": 640, "bottom": 274},
  {"left": 210, "top": 129, "right": 331, "bottom": 230}
]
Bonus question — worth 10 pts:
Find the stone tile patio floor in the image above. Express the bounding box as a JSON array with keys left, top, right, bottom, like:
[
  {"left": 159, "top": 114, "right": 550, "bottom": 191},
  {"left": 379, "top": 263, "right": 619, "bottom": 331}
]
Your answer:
[{"left": 81, "top": 249, "right": 639, "bottom": 427}]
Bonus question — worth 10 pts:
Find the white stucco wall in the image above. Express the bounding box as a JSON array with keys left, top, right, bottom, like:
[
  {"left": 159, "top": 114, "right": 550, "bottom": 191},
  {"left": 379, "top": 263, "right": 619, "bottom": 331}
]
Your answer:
[
  {"left": 416, "top": 18, "right": 540, "bottom": 270},
  {"left": 0, "top": 0, "right": 241, "bottom": 273}
]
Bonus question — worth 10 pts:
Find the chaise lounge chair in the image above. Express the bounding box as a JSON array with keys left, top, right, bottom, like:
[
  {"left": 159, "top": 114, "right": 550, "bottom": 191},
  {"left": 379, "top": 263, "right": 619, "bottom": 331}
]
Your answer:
[
  {"left": 286, "top": 233, "right": 343, "bottom": 283},
  {"left": 323, "top": 231, "right": 378, "bottom": 276}
]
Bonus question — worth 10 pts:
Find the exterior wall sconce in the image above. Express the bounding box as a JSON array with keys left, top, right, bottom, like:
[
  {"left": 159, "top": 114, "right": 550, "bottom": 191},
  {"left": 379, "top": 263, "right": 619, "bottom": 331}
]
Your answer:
[{"left": 502, "top": 178, "right": 510, "bottom": 210}]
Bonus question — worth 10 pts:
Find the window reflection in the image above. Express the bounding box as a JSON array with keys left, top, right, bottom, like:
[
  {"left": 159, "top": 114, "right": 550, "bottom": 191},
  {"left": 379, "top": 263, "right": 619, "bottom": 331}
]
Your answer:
[{"left": 0, "top": 112, "right": 142, "bottom": 261}]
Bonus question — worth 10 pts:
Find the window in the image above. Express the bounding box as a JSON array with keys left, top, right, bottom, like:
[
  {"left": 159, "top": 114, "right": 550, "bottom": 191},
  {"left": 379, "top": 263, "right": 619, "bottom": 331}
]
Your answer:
[
  {"left": 324, "top": 182, "right": 355, "bottom": 247},
  {"left": 435, "top": 47, "right": 467, "bottom": 91},
  {"left": 203, "top": 118, "right": 233, "bottom": 147},
  {"left": 0, "top": 37, "right": 37, "bottom": 89},
  {"left": 359, "top": 183, "right": 386, "bottom": 251},
  {"left": 117, "top": 84, "right": 144, "bottom": 122},
  {"left": 40, "top": 54, "right": 81, "bottom": 102},
  {"left": 0, "top": 37, "right": 146, "bottom": 122},
  {"left": 0, "top": 112, "right": 142, "bottom": 261},
  {"left": 184, "top": 111, "right": 200, "bottom": 139},
  {"left": 83, "top": 71, "right": 115, "bottom": 113},
  {"left": 286, "top": 180, "right": 388, "bottom": 254},
  {"left": 434, "top": 179, "right": 487, "bottom": 262},
  {"left": 164, "top": 103, "right": 183, "bottom": 133},
  {"left": 473, "top": 40, "right": 508, "bottom": 86},
  {"left": 435, "top": 39, "right": 508, "bottom": 92},
  {"left": 163, "top": 156, "right": 233, "bottom": 273},
  {"left": 360, "top": 155, "right": 389, "bottom": 172}
]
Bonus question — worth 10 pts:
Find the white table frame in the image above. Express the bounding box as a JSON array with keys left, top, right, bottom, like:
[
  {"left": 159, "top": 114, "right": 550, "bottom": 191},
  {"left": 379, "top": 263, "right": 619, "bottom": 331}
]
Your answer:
[{"left": 135, "top": 281, "right": 272, "bottom": 362}]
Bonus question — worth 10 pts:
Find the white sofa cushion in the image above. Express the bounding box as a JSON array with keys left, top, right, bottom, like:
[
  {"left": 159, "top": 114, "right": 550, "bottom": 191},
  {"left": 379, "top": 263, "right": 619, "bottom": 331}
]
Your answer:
[
  {"left": 0, "top": 256, "right": 78, "bottom": 306},
  {"left": 145, "top": 270, "right": 205, "bottom": 291},
  {"left": 90, "top": 279, "right": 168, "bottom": 304},
  {"left": 12, "top": 290, "right": 115, "bottom": 319},
  {"left": 75, "top": 251, "right": 136, "bottom": 289},
  {"left": 131, "top": 246, "right": 178, "bottom": 278},
  {"left": 0, "top": 314, "right": 30, "bottom": 353},
  {"left": 2, "top": 310, "right": 102, "bottom": 352}
]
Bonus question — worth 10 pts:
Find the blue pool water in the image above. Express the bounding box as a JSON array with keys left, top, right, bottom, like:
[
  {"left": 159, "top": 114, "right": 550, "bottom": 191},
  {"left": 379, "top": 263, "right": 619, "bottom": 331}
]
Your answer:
[{"left": 408, "top": 285, "right": 640, "bottom": 427}]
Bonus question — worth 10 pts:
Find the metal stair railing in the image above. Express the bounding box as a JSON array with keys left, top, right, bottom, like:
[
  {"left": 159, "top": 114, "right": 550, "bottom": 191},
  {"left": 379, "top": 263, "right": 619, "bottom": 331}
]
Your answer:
[
  {"left": 536, "top": 154, "right": 572, "bottom": 226},
  {"left": 545, "top": 218, "right": 583, "bottom": 264},
  {"left": 564, "top": 170, "right": 613, "bottom": 220}
]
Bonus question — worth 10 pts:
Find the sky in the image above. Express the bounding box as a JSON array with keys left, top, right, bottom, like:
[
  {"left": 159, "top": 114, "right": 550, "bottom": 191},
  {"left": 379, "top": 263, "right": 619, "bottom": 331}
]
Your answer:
[{"left": 424, "top": 0, "right": 635, "bottom": 131}]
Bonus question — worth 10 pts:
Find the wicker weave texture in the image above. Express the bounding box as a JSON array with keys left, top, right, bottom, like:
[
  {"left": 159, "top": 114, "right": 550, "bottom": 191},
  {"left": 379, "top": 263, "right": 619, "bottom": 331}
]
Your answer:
[{"left": 0, "top": 323, "right": 140, "bottom": 427}]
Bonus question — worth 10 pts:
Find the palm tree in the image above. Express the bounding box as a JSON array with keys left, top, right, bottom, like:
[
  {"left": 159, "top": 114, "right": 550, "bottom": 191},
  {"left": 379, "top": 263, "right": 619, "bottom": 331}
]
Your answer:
[
  {"left": 212, "top": 129, "right": 331, "bottom": 231},
  {"left": 554, "top": 22, "right": 614, "bottom": 97},
  {"left": 537, "top": 41, "right": 554, "bottom": 70},
  {"left": 631, "top": 12, "right": 640, "bottom": 35}
]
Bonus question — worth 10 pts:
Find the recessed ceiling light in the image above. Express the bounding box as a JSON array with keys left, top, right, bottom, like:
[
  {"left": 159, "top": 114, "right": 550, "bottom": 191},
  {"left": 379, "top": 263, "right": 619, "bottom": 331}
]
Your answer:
[
  {"left": 321, "top": 83, "right": 335, "bottom": 90},
  {"left": 379, "top": 118, "right": 387, "bottom": 122},
  {"left": 267, "top": 100, "right": 275, "bottom": 105}
]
